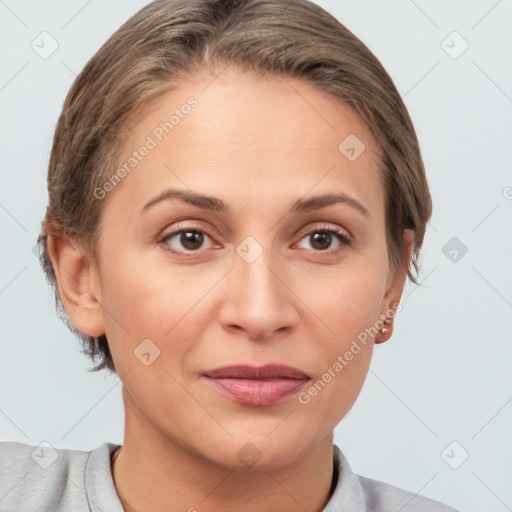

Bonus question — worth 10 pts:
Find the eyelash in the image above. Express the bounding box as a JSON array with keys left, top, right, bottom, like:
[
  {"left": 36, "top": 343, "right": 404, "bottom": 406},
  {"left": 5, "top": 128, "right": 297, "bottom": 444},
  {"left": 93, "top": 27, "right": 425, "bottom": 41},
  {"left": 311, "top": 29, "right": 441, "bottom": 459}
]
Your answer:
[{"left": 157, "top": 223, "right": 352, "bottom": 255}]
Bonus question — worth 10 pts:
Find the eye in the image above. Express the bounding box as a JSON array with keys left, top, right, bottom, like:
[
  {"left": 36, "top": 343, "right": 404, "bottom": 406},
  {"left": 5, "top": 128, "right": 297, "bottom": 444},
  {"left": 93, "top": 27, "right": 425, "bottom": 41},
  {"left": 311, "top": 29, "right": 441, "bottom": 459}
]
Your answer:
[
  {"left": 295, "top": 225, "right": 351, "bottom": 253},
  {"left": 158, "top": 226, "right": 218, "bottom": 254},
  {"left": 157, "top": 223, "right": 351, "bottom": 255}
]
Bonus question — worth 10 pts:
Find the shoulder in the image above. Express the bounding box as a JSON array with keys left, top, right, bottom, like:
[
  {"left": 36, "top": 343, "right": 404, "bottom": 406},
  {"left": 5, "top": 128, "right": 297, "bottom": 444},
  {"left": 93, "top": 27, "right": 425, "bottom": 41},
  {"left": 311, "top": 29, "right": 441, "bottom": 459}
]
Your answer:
[
  {"left": 358, "top": 475, "right": 460, "bottom": 512},
  {"left": 329, "top": 444, "right": 460, "bottom": 512},
  {"left": 0, "top": 440, "right": 116, "bottom": 512}
]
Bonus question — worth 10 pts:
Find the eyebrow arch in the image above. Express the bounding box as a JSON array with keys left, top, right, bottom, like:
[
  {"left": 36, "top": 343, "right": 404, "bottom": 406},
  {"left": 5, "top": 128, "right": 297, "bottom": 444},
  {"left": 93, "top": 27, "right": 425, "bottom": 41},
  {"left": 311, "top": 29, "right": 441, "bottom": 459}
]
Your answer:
[
  {"left": 141, "top": 189, "right": 370, "bottom": 218},
  {"left": 292, "top": 193, "right": 370, "bottom": 218}
]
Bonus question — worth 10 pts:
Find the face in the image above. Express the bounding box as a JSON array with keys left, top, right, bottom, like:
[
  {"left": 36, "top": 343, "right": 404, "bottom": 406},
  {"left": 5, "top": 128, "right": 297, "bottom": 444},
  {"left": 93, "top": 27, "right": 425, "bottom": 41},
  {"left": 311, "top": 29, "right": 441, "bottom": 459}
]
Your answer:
[{"left": 85, "top": 69, "right": 408, "bottom": 469}]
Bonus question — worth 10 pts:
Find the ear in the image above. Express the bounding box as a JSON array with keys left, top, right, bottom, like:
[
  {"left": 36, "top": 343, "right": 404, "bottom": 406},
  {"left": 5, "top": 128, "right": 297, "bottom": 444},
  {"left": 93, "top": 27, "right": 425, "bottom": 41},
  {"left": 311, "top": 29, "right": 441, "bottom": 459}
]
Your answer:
[
  {"left": 375, "top": 229, "right": 414, "bottom": 343},
  {"left": 46, "top": 232, "right": 105, "bottom": 337}
]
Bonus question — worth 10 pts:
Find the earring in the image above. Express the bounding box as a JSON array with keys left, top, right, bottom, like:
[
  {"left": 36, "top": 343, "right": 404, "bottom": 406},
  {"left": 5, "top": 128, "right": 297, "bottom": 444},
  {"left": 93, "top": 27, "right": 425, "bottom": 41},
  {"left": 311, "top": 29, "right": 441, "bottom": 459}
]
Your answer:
[
  {"left": 380, "top": 317, "right": 392, "bottom": 333},
  {"left": 375, "top": 318, "right": 393, "bottom": 343}
]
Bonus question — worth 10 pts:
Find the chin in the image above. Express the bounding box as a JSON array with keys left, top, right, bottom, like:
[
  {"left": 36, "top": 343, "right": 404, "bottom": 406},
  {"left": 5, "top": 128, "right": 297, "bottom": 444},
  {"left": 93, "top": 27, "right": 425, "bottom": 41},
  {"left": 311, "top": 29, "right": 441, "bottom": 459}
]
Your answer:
[{"left": 201, "top": 434, "right": 316, "bottom": 471}]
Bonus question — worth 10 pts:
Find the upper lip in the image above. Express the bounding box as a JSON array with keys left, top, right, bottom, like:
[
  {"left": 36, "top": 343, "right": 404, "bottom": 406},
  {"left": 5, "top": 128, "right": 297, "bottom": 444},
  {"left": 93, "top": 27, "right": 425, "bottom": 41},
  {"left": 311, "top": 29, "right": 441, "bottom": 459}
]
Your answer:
[{"left": 203, "top": 364, "right": 309, "bottom": 380}]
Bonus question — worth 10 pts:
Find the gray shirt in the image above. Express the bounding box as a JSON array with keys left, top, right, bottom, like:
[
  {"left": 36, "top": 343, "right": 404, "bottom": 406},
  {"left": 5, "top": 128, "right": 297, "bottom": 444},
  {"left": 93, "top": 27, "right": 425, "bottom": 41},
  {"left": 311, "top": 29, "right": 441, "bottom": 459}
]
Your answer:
[{"left": 0, "top": 441, "right": 460, "bottom": 511}]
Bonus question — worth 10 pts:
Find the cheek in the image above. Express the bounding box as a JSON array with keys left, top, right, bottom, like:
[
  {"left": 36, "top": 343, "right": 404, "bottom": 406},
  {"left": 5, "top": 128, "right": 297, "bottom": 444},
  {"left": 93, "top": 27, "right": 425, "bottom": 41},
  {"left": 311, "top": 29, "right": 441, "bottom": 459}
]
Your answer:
[
  {"left": 100, "top": 248, "right": 176, "bottom": 320},
  {"left": 296, "top": 260, "right": 386, "bottom": 341},
  {"left": 95, "top": 253, "right": 170, "bottom": 357},
  {"left": 97, "top": 252, "right": 211, "bottom": 367},
  {"left": 292, "top": 255, "right": 385, "bottom": 401}
]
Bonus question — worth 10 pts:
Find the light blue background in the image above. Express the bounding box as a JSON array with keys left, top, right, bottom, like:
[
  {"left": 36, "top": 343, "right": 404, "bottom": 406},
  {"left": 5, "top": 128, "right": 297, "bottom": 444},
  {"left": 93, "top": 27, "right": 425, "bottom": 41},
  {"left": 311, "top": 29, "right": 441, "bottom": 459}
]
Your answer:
[{"left": 1, "top": 1, "right": 511, "bottom": 511}]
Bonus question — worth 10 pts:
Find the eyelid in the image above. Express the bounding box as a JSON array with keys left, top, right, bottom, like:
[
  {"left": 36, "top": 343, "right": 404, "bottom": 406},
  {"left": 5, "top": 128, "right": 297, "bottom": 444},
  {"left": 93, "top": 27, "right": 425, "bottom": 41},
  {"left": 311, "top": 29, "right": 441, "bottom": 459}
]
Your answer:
[
  {"left": 159, "top": 220, "right": 216, "bottom": 239},
  {"left": 295, "top": 222, "right": 352, "bottom": 242}
]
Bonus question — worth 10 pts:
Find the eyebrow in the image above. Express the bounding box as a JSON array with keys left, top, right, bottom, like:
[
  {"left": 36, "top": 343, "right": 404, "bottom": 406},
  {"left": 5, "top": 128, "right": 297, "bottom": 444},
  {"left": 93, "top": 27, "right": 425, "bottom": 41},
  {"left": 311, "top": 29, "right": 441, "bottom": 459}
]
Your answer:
[{"left": 141, "top": 189, "right": 370, "bottom": 218}]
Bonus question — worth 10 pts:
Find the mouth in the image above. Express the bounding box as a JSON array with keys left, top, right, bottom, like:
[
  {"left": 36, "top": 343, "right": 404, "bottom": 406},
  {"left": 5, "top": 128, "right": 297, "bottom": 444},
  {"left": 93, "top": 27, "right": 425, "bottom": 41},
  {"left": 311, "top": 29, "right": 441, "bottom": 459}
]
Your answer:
[{"left": 202, "top": 364, "right": 311, "bottom": 406}]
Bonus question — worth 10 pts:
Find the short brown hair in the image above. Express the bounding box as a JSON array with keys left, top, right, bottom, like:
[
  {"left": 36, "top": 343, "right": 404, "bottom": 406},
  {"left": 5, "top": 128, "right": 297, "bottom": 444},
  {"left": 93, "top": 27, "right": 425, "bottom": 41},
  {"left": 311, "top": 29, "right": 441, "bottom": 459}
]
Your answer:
[{"left": 37, "top": 0, "right": 432, "bottom": 374}]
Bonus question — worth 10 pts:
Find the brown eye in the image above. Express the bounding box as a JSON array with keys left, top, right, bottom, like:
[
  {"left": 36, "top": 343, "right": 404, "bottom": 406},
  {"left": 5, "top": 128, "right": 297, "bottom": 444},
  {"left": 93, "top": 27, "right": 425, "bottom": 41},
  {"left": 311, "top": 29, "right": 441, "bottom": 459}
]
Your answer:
[
  {"left": 309, "top": 232, "right": 333, "bottom": 251},
  {"left": 179, "top": 231, "right": 204, "bottom": 250},
  {"left": 295, "top": 226, "right": 351, "bottom": 253},
  {"left": 160, "top": 228, "right": 216, "bottom": 253}
]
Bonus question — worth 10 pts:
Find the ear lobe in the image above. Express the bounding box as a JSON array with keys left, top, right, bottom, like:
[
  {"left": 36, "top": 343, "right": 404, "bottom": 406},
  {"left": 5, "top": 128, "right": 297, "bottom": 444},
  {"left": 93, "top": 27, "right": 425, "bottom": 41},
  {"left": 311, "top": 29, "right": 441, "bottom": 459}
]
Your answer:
[{"left": 46, "top": 233, "right": 105, "bottom": 337}]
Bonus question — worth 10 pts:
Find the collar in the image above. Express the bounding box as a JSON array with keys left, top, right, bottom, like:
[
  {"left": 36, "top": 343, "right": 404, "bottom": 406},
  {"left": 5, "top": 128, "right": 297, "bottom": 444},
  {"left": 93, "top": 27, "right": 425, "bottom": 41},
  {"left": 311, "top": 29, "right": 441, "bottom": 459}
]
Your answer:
[{"left": 323, "top": 444, "right": 366, "bottom": 511}]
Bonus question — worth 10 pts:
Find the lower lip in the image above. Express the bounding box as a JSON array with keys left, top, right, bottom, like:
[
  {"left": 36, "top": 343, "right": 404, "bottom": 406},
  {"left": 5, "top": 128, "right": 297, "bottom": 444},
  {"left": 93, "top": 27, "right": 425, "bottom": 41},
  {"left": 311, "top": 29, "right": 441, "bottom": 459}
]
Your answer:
[{"left": 205, "top": 377, "right": 309, "bottom": 406}]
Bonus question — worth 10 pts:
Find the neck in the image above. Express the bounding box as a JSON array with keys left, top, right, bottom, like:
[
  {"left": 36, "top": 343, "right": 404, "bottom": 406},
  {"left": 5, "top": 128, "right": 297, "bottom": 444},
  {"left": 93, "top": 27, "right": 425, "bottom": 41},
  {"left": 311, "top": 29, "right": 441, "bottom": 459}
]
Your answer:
[{"left": 111, "top": 389, "right": 336, "bottom": 512}]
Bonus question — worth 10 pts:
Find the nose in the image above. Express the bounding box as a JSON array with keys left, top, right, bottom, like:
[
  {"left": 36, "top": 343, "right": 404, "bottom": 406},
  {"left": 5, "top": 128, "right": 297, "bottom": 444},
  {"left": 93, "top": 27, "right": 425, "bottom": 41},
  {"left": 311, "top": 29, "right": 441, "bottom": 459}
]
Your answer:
[{"left": 218, "top": 245, "right": 299, "bottom": 340}]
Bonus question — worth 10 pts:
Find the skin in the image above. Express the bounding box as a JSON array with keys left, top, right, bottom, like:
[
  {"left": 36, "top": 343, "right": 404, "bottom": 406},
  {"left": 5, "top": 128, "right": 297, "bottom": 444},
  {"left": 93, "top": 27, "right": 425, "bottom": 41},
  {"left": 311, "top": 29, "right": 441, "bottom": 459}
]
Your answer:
[{"left": 48, "top": 68, "right": 413, "bottom": 512}]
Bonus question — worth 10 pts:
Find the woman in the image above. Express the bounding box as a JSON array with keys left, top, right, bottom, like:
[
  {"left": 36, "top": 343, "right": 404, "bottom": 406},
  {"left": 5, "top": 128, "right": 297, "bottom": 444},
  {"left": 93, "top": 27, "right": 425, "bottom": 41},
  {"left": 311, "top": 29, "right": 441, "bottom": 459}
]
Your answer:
[{"left": 0, "top": 0, "right": 460, "bottom": 510}]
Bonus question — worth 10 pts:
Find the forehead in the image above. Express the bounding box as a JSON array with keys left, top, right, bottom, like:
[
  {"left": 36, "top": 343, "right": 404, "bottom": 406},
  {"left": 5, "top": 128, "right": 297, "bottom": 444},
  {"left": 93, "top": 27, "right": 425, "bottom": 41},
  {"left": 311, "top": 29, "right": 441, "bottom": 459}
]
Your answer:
[{"left": 106, "top": 69, "right": 385, "bottom": 220}]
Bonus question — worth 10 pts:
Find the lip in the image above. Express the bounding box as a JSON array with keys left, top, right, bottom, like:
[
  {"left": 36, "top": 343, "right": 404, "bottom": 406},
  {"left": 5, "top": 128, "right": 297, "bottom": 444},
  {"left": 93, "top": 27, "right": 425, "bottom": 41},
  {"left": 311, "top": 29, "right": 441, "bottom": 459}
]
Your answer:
[{"left": 203, "top": 364, "right": 310, "bottom": 406}]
